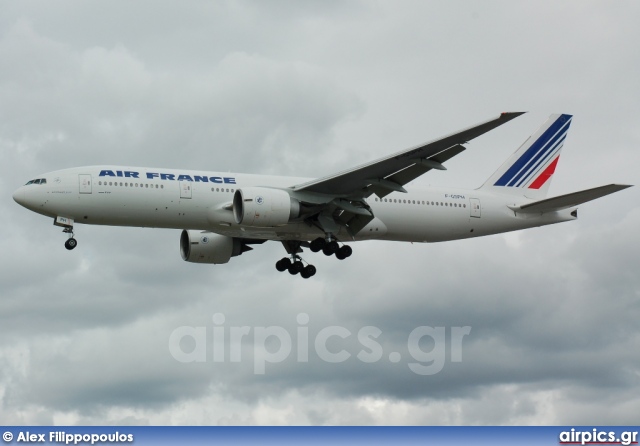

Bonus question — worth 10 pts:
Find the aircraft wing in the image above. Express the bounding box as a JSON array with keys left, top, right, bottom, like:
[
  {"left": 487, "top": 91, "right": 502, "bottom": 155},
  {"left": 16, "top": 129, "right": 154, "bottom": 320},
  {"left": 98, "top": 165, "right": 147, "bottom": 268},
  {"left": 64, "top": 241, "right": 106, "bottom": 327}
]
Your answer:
[
  {"left": 510, "top": 184, "right": 632, "bottom": 214},
  {"left": 292, "top": 112, "right": 525, "bottom": 198}
]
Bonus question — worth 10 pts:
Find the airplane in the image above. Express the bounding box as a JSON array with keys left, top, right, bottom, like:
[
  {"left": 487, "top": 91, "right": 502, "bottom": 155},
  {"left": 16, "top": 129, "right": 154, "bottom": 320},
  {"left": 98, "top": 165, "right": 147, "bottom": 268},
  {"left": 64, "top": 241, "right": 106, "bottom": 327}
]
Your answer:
[{"left": 13, "top": 112, "right": 632, "bottom": 278}]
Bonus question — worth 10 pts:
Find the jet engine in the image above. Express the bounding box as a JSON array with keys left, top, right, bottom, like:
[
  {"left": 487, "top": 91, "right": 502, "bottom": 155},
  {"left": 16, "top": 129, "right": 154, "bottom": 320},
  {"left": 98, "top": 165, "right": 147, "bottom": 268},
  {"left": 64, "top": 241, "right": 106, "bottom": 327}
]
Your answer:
[
  {"left": 233, "top": 187, "right": 300, "bottom": 227},
  {"left": 180, "top": 230, "right": 252, "bottom": 264}
]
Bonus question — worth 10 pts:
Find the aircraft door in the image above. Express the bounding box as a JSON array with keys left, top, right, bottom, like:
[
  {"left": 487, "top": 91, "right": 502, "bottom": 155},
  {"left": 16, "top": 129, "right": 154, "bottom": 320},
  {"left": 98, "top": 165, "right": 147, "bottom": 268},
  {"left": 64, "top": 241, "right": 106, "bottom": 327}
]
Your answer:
[
  {"left": 179, "top": 181, "right": 192, "bottom": 199},
  {"left": 79, "top": 174, "right": 92, "bottom": 194},
  {"left": 470, "top": 198, "right": 481, "bottom": 218}
]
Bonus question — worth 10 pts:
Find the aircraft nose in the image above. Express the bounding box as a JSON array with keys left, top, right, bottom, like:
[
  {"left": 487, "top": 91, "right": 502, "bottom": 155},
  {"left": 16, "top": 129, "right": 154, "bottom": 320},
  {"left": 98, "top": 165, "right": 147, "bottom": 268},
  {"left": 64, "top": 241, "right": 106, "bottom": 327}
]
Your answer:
[{"left": 13, "top": 187, "right": 25, "bottom": 206}]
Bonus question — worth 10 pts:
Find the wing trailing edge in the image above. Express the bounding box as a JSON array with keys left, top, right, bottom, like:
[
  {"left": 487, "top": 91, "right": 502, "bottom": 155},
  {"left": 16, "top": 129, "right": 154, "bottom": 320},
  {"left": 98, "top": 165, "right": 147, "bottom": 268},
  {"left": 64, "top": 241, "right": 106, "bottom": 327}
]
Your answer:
[{"left": 293, "top": 112, "right": 525, "bottom": 196}]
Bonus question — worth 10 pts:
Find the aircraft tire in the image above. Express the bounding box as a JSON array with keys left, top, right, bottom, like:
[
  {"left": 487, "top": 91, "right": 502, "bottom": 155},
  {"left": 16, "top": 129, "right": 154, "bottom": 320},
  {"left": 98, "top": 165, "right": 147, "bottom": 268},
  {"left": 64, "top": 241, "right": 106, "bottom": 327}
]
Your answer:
[
  {"left": 310, "top": 237, "right": 325, "bottom": 252},
  {"left": 276, "top": 258, "right": 290, "bottom": 272},
  {"left": 289, "top": 261, "right": 304, "bottom": 275},
  {"left": 303, "top": 265, "right": 316, "bottom": 277}
]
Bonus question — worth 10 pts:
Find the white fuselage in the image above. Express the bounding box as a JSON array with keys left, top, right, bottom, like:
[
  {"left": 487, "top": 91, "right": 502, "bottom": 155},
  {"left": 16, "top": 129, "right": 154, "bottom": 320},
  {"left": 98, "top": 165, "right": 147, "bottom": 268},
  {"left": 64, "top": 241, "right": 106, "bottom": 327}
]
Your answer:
[{"left": 13, "top": 166, "right": 576, "bottom": 244}]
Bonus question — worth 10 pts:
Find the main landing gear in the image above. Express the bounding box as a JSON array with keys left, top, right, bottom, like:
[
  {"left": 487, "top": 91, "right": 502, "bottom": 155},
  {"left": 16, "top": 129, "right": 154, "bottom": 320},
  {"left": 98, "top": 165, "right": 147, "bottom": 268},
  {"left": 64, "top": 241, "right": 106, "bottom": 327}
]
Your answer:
[
  {"left": 275, "top": 257, "right": 317, "bottom": 279},
  {"left": 275, "top": 236, "right": 353, "bottom": 278},
  {"left": 309, "top": 237, "right": 352, "bottom": 260},
  {"left": 63, "top": 227, "right": 78, "bottom": 250}
]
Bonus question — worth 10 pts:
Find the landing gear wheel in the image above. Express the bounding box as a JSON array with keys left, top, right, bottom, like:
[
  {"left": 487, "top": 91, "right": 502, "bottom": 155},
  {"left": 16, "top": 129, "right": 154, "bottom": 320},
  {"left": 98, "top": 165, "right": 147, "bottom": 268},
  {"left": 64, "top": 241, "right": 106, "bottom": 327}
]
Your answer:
[
  {"left": 301, "top": 265, "right": 316, "bottom": 279},
  {"left": 336, "top": 245, "right": 352, "bottom": 260},
  {"left": 276, "top": 258, "right": 291, "bottom": 272},
  {"left": 64, "top": 238, "right": 77, "bottom": 250},
  {"left": 288, "top": 261, "right": 304, "bottom": 275},
  {"left": 323, "top": 240, "right": 339, "bottom": 256},
  {"left": 310, "top": 237, "right": 326, "bottom": 252}
]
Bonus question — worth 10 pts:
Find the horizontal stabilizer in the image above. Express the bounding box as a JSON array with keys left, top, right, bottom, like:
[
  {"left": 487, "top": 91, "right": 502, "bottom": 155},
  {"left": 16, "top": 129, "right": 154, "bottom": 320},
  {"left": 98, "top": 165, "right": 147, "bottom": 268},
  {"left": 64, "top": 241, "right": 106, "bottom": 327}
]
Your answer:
[{"left": 510, "top": 184, "right": 632, "bottom": 213}]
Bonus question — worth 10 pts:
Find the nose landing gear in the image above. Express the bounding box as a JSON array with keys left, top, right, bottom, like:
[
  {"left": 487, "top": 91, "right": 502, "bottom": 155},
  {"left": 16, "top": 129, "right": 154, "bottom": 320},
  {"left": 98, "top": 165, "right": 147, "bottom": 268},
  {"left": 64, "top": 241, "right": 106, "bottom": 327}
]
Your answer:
[
  {"left": 63, "top": 227, "right": 77, "bottom": 250},
  {"left": 54, "top": 217, "right": 78, "bottom": 251}
]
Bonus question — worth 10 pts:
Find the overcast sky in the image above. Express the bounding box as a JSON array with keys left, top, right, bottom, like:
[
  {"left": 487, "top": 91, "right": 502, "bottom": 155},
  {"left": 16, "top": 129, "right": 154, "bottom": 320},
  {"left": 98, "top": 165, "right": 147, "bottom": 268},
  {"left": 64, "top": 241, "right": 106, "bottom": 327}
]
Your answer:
[{"left": 1, "top": 1, "right": 639, "bottom": 425}]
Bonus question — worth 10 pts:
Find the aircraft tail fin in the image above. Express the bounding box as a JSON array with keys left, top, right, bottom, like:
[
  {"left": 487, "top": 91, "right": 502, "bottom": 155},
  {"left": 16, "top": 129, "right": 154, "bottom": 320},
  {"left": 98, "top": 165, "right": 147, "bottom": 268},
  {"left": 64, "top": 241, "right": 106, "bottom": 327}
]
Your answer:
[
  {"left": 508, "top": 184, "right": 632, "bottom": 214},
  {"left": 481, "top": 113, "right": 573, "bottom": 200}
]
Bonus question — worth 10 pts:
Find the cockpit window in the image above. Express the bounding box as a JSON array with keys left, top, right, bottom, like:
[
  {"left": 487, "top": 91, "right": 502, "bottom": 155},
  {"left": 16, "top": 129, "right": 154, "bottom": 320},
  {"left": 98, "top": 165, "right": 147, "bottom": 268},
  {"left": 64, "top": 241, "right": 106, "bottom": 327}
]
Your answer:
[{"left": 24, "top": 178, "right": 46, "bottom": 185}]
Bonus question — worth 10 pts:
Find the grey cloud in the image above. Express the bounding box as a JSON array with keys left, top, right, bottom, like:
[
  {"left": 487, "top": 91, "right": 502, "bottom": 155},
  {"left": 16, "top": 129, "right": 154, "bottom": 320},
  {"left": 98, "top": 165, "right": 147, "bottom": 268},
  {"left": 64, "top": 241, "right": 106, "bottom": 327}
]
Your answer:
[{"left": 2, "top": 0, "right": 640, "bottom": 426}]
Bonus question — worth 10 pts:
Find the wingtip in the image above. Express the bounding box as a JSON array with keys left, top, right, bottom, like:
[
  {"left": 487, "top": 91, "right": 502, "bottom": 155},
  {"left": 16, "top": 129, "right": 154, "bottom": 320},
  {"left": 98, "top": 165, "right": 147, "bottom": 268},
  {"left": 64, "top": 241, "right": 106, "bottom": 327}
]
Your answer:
[{"left": 498, "top": 111, "right": 526, "bottom": 122}]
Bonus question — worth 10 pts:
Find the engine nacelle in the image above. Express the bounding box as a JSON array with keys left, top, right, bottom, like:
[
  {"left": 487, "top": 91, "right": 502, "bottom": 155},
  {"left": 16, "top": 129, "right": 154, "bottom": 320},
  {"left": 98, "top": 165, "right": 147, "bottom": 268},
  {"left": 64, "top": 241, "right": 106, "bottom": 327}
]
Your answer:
[
  {"left": 233, "top": 187, "right": 300, "bottom": 227},
  {"left": 180, "top": 230, "right": 246, "bottom": 264}
]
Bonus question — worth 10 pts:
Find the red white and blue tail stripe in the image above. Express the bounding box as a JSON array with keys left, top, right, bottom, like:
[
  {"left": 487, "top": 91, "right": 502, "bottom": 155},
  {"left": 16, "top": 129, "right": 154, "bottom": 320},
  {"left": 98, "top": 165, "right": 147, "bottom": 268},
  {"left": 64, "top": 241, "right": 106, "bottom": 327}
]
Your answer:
[{"left": 483, "top": 114, "right": 572, "bottom": 199}]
